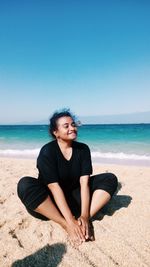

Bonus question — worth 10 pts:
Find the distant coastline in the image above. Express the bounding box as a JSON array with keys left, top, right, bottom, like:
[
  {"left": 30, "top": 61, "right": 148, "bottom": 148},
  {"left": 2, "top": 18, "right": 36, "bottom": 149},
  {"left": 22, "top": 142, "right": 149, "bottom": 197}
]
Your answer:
[
  {"left": 1, "top": 111, "right": 149, "bottom": 125},
  {"left": 0, "top": 123, "right": 150, "bottom": 126}
]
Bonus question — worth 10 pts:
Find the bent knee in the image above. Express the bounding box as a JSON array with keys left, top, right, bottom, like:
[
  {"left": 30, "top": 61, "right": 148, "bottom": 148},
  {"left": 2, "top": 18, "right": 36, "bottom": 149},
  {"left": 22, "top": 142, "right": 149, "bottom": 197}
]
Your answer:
[
  {"left": 107, "top": 173, "right": 118, "bottom": 190},
  {"left": 17, "top": 176, "right": 34, "bottom": 200}
]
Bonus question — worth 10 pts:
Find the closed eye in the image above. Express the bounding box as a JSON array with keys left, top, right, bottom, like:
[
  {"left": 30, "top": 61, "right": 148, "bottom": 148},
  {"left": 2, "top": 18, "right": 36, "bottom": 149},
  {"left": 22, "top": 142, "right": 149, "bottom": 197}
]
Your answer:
[
  {"left": 71, "top": 122, "right": 76, "bottom": 127},
  {"left": 62, "top": 122, "right": 76, "bottom": 128}
]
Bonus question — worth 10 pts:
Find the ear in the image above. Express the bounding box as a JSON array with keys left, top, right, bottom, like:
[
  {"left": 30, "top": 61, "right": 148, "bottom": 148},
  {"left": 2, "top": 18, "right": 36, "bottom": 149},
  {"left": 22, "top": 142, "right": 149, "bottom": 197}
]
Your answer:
[{"left": 53, "top": 130, "right": 59, "bottom": 138}]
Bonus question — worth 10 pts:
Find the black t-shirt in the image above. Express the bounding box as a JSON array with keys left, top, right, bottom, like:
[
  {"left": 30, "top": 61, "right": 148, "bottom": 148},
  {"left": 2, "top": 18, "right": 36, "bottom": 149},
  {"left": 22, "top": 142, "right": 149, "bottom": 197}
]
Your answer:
[{"left": 37, "top": 140, "right": 93, "bottom": 193}]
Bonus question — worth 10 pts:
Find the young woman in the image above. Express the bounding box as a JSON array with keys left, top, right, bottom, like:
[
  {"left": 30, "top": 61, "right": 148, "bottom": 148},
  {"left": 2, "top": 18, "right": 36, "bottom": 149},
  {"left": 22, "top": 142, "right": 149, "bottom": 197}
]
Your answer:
[{"left": 17, "top": 109, "right": 118, "bottom": 246}]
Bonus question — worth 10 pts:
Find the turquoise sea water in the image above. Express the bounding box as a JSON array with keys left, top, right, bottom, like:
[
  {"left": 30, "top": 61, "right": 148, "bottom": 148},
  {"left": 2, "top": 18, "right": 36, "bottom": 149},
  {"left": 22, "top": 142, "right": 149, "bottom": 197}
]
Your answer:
[{"left": 0, "top": 124, "right": 150, "bottom": 166}]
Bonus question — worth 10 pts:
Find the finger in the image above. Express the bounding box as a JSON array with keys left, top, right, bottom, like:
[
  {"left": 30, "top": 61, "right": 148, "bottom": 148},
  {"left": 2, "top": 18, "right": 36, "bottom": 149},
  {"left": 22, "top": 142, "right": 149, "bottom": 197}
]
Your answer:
[
  {"left": 78, "top": 219, "right": 82, "bottom": 226},
  {"left": 85, "top": 223, "right": 89, "bottom": 239},
  {"left": 72, "top": 230, "right": 82, "bottom": 245},
  {"left": 73, "top": 226, "right": 81, "bottom": 241},
  {"left": 82, "top": 223, "right": 86, "bottom": 236},
  {"left": 76, "top": 226, "right": 86, "bottom": 241},
  {"left": 79, "top": 218, "right": 86, "bottom": 235},
  {"left": 75, "top": 220, "right": 86, "bottom": 241},
  {"left": 77, "top": 218, "right": 86, "bottom": 237}
]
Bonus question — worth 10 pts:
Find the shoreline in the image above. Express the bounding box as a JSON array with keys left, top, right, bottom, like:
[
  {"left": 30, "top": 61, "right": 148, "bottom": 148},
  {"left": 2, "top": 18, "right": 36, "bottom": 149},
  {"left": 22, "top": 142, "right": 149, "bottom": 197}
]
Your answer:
[
  {"left": 0, "top": 155, "right": 150, "bottom": 167},
  {"left": 1, "top": 157, "right": 150, "bottom": 267}
]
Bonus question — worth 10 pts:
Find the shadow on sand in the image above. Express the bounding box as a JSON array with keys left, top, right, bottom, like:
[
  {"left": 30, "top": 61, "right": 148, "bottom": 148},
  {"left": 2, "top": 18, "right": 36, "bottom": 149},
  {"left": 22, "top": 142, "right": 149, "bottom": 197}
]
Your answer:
[
  {"left": 92, "top": 182, "right": 132, "bottom": 221},
  {"left": 12, "top": 243, "right": 67, "bottom": 267}
]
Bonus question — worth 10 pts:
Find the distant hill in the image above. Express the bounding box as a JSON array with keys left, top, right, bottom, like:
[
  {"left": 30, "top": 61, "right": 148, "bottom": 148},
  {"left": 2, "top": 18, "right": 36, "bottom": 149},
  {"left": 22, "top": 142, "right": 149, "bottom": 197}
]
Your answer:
[
  {"left": 4, "top": 111, "right": 150, "bottom": 125},
  {"left": 79, "top": 111, "right": 150, "bottom": 124},
  {"left": 31, "top": 111, "right": 150, "bottom": 125}
]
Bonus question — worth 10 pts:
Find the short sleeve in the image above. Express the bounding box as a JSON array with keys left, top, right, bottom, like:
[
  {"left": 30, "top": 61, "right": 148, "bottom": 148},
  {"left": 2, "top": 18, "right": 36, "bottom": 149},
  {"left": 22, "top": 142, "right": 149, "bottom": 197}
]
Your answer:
[
  {"left": 80, "top": 144, "right": 93, "bottom": 176},
  {"left": 37, "top": 144, "right": 59, "bottom": 185}
]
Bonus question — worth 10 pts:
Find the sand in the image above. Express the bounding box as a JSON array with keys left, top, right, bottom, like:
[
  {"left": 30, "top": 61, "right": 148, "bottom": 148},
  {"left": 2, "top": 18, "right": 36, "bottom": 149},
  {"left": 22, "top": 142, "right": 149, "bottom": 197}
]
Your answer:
[{"left": 0, "top": 157, "right": 150, "bottom": 267}]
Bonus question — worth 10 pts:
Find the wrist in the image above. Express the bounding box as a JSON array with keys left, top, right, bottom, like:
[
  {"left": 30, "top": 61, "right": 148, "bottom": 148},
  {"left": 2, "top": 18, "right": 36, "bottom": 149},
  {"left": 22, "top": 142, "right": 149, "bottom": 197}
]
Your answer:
[
  {"left": 81, "top": 214, "right": 89, "bottom": 220},
  {"left": 61, "top": 216, "right": 75, "bottom": 230},
  {"left": 66, "top": 215, "right": 76, "bottom": 224}
]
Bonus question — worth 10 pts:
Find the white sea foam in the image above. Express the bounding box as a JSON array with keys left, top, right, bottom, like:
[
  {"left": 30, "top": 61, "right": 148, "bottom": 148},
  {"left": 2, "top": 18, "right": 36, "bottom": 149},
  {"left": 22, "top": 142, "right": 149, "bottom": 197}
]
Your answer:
[
  {"left": 0, "top": 149, "right": 40, "bottom": 158},
  {"left": 0, "top": 148, "right": 150, "bottom": 162},
  {"left": 91, "top": 151, "right": 150, "bottom": 161}
]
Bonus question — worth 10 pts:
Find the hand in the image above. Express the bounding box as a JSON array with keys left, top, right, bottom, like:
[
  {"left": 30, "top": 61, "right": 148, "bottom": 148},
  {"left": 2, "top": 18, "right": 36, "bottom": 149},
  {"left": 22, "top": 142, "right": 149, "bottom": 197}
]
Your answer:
[
  {"left": 78, "top": 216, "right": 89, "bottom": 240},
  {"left": 78, "top": 216, "right": 94, "bottom": 241},
  {"left": 65, "top": 217, "right": 86, "bottom": 247}
]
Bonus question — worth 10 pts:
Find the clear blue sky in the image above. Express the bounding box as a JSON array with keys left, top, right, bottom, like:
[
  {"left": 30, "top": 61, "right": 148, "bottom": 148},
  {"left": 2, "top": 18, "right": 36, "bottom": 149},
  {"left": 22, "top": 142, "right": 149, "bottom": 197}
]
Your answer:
[{"left": 0, "top": 0, "right": 150, "bottom": 123}]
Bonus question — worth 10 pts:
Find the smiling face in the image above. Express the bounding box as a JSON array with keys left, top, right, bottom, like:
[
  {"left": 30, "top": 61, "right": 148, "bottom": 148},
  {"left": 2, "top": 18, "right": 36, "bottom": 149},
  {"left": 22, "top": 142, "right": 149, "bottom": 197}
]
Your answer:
[{"left": 53, "top": 116, "right": 77, "bottom": 141}]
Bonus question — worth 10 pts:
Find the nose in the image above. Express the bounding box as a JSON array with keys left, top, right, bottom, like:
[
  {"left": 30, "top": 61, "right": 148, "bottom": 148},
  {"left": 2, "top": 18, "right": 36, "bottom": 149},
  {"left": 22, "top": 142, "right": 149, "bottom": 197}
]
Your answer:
[{"left": 70, "top": 123, "right": 76, "bottom": 130}]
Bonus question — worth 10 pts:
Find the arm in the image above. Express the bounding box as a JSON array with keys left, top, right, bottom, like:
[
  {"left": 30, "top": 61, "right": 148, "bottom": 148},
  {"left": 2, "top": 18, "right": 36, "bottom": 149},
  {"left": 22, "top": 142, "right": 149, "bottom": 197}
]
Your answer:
[
  {"left": 48, "top": 182, "right": 74, "bottom": 222},
  {"left": 78, "top": 175, "right": 90, "bottom": 239},
  {"left": 80, "top": 175, "right": 90, "bottom": 219},
  {"left": 79, "top": 144, "right": 92, "bottom": 219},
  {"left": 48, "top": 182, "right": 85, "bottom": 243}
]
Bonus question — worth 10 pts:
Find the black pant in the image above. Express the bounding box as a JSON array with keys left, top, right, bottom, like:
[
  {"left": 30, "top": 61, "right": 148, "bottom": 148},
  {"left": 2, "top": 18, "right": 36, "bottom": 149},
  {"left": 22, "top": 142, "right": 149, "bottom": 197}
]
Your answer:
[{"left": 17, "top": 173, "right": 118, "bottom": 220}]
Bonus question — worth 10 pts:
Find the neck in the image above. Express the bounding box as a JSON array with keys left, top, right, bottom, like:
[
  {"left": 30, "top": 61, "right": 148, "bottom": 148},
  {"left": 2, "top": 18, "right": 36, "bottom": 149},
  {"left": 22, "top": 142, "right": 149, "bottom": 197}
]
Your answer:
[{"left": 57, "top": 138, "right": 72, "bottom": 149}]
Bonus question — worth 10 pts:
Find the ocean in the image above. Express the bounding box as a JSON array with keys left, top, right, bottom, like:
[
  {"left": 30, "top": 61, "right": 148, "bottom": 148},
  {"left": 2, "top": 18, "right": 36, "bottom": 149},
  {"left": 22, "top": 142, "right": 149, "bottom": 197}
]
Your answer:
[{"left": 0, "top": 124, "right": 150, "bottom": 166}]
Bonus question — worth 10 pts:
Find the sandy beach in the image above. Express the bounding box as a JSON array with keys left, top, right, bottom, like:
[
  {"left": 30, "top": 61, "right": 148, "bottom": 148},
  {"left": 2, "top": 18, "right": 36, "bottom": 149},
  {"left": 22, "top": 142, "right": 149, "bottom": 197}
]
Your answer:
[{"left": 0, "top": 157, "right": 150, "bottom": 267}]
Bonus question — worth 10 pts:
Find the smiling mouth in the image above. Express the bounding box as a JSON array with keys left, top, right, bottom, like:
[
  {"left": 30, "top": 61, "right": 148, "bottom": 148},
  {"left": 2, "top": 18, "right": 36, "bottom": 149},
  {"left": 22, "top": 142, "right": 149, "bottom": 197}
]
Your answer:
[{"left": 68, "top": 131, "right": 77, "bottom": 135}]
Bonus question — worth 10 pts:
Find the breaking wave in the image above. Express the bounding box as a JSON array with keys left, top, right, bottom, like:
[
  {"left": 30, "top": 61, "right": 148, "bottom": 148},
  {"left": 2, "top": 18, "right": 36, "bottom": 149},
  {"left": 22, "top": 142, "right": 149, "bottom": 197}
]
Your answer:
[
  {"left": 0, "top": 148, "right": 150, "bottom": 163},
  {"left": 91, "top": 151, "right": 150, "bottom": 161}
]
